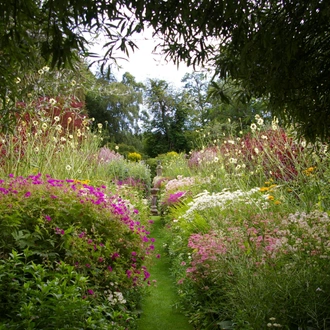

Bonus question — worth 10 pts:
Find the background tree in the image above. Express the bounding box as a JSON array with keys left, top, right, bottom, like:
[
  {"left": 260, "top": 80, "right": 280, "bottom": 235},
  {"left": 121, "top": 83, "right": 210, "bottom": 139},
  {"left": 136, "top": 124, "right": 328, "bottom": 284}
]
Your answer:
[
  {"left": 181, "top": 72, "right": 212, "bottom": 128},
  {"left": 142, "top": 79, "right": 189, "bottom": 157},
  {"left": 85, "top": 72, "right": 144, "bottom": 148},
  {"left": 207, "top": 79, "right": 270, "bottom": 134},
  {"left": 2, "top": 0, "right": 329, "bottom": 141}
]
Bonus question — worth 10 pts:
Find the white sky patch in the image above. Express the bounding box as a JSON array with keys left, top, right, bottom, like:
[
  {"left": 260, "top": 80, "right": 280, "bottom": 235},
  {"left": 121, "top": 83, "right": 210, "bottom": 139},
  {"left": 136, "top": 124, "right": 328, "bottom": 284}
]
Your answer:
[{"left": 87, "top": 29, "right": 193, "bottom": 87}]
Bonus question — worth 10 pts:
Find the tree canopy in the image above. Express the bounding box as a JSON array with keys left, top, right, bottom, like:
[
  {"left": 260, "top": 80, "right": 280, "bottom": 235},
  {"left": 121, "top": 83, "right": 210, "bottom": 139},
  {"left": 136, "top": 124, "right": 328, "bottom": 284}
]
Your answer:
[{"left": 1, "top": 0, "right": 330, "bottom": 141}]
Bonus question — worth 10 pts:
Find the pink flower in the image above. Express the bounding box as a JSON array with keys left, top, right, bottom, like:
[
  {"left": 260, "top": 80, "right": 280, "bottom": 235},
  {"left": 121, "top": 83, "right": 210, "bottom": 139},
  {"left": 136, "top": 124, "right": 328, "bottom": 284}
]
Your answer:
[{"left": 44, "top": 215, "right": 51, "bottom": 222}]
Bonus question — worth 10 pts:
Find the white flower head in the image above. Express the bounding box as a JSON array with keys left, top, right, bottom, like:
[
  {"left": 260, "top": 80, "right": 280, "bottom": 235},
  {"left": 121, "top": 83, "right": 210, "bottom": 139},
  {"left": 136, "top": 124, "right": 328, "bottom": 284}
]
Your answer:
[
  {"left": 54, "top": 116, "right": 60, "bottom": 122},
  {"left": 250, "top": 123, "right": 257, "bottom": 131},
  {"left": 66, "top": 165, "right": 72, "bottom": 171},
  {"left": 49, "top": 98, "right": 56, "bottom": 105},
  {"left": 257, "top": 118, "right": 264, "bottom": 126}
]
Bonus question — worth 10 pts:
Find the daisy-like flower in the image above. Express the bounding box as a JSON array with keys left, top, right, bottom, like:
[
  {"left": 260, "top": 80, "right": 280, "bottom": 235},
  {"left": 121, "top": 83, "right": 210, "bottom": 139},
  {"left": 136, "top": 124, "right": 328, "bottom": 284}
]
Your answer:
[
  {"left": 250, "top": 123, "right": 257, "bottom": 131},
  {"left": 66, "top": 165, "right": 72, "bottom": 171},
  {"left": 115, "top": 145, "right": 119, "bottom": 150},
  {"left": 49, "top": 98, "right": 56, "bottom": 105},
  {"left": 71, "top": 80, "right": 76, "bottom": 86},
  {"left": 38, "top": 69, "right": 44, "bottom": 75},
  {"left": 15, "top": 77, "right": 21, "bottom": 84},
  {"left": 34, "top": 147, "right": 39, "bottom": 153},
  {"left": 33, "top": 120, "right": 38, "bottom": 126},
  {"left": 60, "top": 137, "right": 66, "bottom": 142},
  {"left": 41, "top": 123, "right": 47, "bottom": 130},
  {"left": 43, "top": 66, "right": 50, "bottom": 72},
  {"left": 54, "top": 116, "right": 60, "bottom": 122},
  {"left": 257, "top": 118, "right": 264, "bottom": 125}
]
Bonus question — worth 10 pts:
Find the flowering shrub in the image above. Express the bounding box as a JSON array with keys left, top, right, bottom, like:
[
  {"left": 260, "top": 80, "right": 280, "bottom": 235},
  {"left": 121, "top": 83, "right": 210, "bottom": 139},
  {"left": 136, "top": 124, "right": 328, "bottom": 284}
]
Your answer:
[
  {"left": 165, "top": 175, "right": 195, "bottom": 192},
  {"left": 98, "top": 147, "right": 123, "bottom": 164},
  {"left": 219, "top": 127, "right": 311, "bottom": 181},
  {"left": 170, "top": 207, "right": 330, "bottom": 328},
  {"left": 183, "top": 187, "right": 269, "bottom": 221},
  {"left": 0, "top": 174, "right": 154, "bottom": 328},
  {"left": 127, "top": 152, "right": 142, "bottom": 162},
  {"left": 188, "top": 147, "right": 218, "bottom": 169}
]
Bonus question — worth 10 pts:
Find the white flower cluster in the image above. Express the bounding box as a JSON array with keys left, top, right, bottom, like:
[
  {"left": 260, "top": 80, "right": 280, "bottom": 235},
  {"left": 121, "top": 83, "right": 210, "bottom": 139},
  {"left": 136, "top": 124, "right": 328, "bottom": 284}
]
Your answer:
[
  {"left": 183, "top": 187, "right": 267, "bottom": 221},
  {"left": 104, "top": 289, "right": 126, "bottom": 305}
]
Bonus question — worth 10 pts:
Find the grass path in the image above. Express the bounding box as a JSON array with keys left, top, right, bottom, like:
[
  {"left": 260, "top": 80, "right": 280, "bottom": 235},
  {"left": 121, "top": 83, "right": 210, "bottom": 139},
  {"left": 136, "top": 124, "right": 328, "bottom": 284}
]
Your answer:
[{"left": 137, "top": 216, "right": 194, "bottom": 330}]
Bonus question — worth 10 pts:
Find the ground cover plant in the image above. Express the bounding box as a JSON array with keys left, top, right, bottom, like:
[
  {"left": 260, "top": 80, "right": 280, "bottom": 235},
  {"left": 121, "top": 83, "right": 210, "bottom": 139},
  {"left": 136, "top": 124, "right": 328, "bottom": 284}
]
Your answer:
[{"left": 158, "top": 117, "right": 330, "bottom": 329}]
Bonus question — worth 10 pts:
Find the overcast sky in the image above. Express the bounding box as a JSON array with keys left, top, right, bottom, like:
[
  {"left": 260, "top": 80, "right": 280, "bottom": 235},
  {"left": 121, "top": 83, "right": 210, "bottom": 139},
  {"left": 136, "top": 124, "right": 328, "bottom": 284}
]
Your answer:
[{"left": 89, "top": 29, "right": 193, "bottom": 87}]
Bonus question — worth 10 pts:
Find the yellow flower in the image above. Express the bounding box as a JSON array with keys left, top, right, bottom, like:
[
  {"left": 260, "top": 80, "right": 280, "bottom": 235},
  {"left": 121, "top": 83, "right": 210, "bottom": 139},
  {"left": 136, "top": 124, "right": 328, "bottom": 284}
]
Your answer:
[
  {"left": 73, "top": 179, "right": 90, "bottom": 185},
  {"left": 303, "top": 166, "right": 316, "bottom": 175},
  {"left": 259, "top": 187, "right": 269, "bottom": 192},
  {"left": 267, "top": 195, "right": 275, "bottom": 200},
  {"left": 274, "top": 200, "right": 282, "bottom": 205}
]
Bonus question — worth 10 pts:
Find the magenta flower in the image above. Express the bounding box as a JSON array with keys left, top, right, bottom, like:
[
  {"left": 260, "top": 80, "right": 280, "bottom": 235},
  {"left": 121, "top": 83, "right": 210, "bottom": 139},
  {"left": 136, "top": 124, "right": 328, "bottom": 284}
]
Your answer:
[
  {"left": 143, "top": 270, "right": 150, "bottom": 280},
  {"left": 55, "top": 227, "right": 65, "bottom": 235},
  {"left": 24, "top": 191, "right": 31, "bottom": 198},
  {"left": 112, "top": 252, "right": 120, "bottom": 260},
  {"left": 44, "top": 215, "right": 52, "bottom": 222}
]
